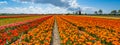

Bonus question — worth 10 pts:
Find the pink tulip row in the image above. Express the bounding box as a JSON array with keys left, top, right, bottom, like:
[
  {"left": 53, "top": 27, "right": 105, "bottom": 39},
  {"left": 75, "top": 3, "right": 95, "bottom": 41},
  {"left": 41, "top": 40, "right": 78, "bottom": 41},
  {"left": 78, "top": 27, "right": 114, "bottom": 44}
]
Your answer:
[{"left": 0, "top": 16, "right": 52, "bottom": 32}]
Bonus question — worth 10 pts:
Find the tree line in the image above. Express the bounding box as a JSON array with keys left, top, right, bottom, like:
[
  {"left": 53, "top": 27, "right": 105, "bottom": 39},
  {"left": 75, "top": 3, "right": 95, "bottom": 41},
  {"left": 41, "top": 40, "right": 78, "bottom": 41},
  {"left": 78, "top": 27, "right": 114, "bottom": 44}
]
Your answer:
[
  {"left": 94, "top": 9, "right": 120, "bottom": 15},
  {"left": 71, "top": 9, "right": 120, "bottom": 15}
]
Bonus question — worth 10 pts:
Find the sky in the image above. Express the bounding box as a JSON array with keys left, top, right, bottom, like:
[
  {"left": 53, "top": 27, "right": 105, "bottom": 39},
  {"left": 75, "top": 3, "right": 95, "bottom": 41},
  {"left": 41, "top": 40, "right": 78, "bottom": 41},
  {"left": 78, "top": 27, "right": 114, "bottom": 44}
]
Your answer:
[{"left": 0, "top": 0, "right": 120, "bottom": 14}]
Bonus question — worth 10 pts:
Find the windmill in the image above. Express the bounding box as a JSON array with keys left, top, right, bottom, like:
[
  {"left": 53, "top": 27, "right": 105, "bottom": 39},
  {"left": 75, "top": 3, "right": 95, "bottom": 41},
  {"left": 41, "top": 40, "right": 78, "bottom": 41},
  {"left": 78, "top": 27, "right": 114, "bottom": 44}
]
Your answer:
[{"left": 74, "top": 7, "right": 81, "bottom": 15}]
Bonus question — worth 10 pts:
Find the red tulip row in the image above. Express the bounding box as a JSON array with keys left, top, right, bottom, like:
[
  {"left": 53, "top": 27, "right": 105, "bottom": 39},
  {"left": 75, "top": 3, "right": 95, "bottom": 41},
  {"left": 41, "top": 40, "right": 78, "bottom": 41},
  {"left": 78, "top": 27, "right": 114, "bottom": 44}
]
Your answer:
[
  {"left": 0, "top": 16, "right": 52, "bottom": 45},
  {"left": 0, "top": 16, "right": 47, "bottom": 32}
]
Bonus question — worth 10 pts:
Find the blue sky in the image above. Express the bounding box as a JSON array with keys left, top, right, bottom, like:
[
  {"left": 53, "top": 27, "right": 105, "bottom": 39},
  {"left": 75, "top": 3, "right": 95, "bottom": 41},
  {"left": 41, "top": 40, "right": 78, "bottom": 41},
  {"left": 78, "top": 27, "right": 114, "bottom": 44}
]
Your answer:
[
  {"left": 0, "top": 0, "right": 120, "bottom": 14},
  {"left": 77, "top": 0, "right": 120, "bottom": 13}
]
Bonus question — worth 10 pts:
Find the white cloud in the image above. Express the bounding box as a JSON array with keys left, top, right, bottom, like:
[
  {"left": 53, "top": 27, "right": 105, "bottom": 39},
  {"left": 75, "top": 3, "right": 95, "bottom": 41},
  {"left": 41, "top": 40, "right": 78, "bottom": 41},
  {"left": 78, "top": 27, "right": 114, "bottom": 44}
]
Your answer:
[
  {"left": 12, "top": 0, "right": 81, "bottom": 11},
  {"left": 0, "top": 1, "right": 8, "bottom": 5},
  {"left": 0, "top": 5, "right": 98, "bottom": 14},
  {"left": 80, "top": 6, "right": 99, "bottom": 14},
  {"left": 0, "top": 5, "right": 70, "bottom": 14},
  {"left": 81, "top": 7, "right": 98, "bottom": 11},
  {"left": 69, "top": 0, "right": 79, "bottom": 8},
  {"left": 12, "top": 0, "right": 30, "bottom": 4},
  {"left": 0, "top": 0, "right": 99, "bottom": 14}
]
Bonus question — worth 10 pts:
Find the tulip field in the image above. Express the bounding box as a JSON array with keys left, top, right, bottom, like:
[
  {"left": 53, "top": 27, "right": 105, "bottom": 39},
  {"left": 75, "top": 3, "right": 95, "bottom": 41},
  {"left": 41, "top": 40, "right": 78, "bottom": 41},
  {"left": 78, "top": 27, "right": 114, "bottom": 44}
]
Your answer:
[{"left": 0, "top": 15, "right": 120, "bottom": 45}]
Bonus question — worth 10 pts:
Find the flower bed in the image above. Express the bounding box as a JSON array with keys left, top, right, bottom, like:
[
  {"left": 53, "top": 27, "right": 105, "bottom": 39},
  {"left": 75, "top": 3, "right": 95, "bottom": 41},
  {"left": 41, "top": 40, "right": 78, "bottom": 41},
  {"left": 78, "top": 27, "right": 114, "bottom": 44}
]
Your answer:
[
  {"left": 57, "top": 16, "right": 120, "bottom": 45},
  {"left": 0, "top": 16, "right": 52, "bottom": 45},
  {"left": 11, "top": 16, "right": 54, "bottom": 45}
]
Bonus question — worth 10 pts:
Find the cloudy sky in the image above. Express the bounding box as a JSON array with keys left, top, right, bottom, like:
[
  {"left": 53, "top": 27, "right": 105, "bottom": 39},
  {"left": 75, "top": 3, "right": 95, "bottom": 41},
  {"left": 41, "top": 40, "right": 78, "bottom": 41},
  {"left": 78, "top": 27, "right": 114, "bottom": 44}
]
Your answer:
[{"left": 0, "top": 0, "right": 120, "bottom": 14}]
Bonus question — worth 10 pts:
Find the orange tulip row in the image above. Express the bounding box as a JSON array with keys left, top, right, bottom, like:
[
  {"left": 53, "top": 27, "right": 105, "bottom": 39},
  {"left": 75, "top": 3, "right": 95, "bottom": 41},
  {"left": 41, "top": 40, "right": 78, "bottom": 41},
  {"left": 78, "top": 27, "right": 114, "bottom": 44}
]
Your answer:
[
  {"left": 61, "top": 16, "right": 120, "bottom": 33},
  {"left": 59, "top": 16, "right": 120, "bottom": 45},
  {"left": 11, "top": 16, "right": 54, "bottom": 45},
  {"left": 56, "top": 16, "right": 103, "bottom": 45}
]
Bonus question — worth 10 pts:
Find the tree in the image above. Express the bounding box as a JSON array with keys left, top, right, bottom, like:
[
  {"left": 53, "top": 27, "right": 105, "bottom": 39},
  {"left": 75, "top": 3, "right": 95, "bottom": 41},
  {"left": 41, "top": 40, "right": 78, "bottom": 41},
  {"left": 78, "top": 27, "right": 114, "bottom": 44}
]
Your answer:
[
  {"left": 111, "top": 10, "right": 117, "bottom": 15},
  {"left": 78, "top": 10, "right": 81, "bottom": 15},
  {"left": 85, "top": 13, "right": 87, "bottom": 15},
  {"left": 98, "top": 9, "right": 103, "bottom": 15},
  {"left": 118, "top": 10, "right": 120, "bottom": 15},
  {"left": 75, "top": 12, "right": 78, "bottom": 15},
  {"left": 94, "top": 11, "right": 98, "bottom": 15},
  {"left": 66, "top": 13, "right": 70, "bottom": 15},
  {"left": 73, "top": 12, "right": 75, "bottom": 15}
]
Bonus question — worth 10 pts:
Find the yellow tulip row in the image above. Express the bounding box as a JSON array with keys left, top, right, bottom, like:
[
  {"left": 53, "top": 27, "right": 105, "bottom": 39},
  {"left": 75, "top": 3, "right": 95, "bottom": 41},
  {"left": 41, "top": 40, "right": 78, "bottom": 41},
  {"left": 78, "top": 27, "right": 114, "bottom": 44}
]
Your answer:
[{"left": 11, "top": 16, "right": 54, "bottom": 45}]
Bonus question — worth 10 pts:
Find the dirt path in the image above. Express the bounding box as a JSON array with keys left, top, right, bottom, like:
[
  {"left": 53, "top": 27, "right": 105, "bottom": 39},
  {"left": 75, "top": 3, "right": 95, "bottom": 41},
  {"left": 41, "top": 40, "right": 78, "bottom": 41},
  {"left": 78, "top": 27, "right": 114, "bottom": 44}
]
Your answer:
[{"left": 52, "top": 17, "right": 60, "bottom": 45}]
